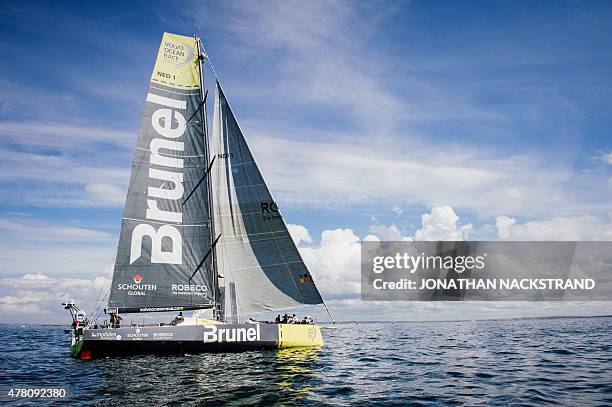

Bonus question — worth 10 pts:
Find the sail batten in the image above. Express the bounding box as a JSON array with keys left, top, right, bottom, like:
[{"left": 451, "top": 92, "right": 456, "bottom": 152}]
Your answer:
[{"left": 211, "top": 82, "right": 324, "bottom": 316}]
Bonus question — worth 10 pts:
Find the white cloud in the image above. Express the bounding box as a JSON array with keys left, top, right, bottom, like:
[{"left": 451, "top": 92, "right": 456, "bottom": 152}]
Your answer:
[
  {"left": 298, "top": 206, "right": 472, "bottom": 299},
  {"left": 495, "top": 215, "right": 612, "bottom": 240},
  {"left": 300, "top": 228, "right": 362, "bottom": 299},
  {"left": 0, "top": 218, "right": 113, "bottom": 241},
  {"left": 0, "top": 217, "right": 116, "bottom": 280},
  {"left": 298, "top": 206, "right": 470, "bottom": 299},
  {"left": 0, "top": 273, "right": 111, "bottom": 322},
  {"left": 0, "top": 243, "right": 115, "bottom": 282},
  {"left": 1, "top": 273, "right": 108, "bottom": 292},
  {"left": 287, "top": 223, "right": 312, "bottom": 245},
  {"left": 368, "top": 223, "right": 412, "bottom": 241},
  {"left": 0, "top": 121, "right": 135, "bottom": 150},
  {"left": 495, "top": 216, "right": 517, "bottom": 239},
  {"left": 414, "top": 206, "right": 473, "bottom": 241},
  {"left": 249, "top": 134, "right": 588, "bottom": 218},
  {"left": 602, "top": 152, "right": 612, "bottom": 165},
  {"left": 0, "top": 144, "right": 129, "bottom": 207},
  {"left": 85, "top": 183, "right": 126, "bottom": 205}
]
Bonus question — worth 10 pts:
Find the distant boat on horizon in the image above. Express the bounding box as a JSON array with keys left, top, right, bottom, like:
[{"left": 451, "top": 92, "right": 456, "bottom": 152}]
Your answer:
[{"left": 64, "top": 32, "right": 332, "bottom": 360}]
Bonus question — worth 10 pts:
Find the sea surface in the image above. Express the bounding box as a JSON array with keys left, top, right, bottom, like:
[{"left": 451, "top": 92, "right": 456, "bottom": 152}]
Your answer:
[{"left": 0, "top": 316, "right": 610, "bottom": 406}]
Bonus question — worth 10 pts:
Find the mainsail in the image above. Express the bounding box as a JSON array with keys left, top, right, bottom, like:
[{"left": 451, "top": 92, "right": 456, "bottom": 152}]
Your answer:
[
  {"left": 108, "top": 33, "right": 214, "bottom": 313},
  {"left": 211, "top": 82, "right": 324, "bottom": 317}
]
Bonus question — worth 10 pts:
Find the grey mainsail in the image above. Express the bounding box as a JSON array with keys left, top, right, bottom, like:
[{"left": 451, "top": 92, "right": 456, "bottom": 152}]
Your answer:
[
  {"left": 108, "top": 33, "right": 214, "bottom": 313},
  {"left": 211, "top": 82, "right": 324, "bottom": 316}
]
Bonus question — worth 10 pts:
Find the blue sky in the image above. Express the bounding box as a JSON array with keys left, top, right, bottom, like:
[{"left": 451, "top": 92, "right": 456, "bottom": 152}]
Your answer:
[{"left": 1, "top": 0, "right": 612, "bottom": 322}]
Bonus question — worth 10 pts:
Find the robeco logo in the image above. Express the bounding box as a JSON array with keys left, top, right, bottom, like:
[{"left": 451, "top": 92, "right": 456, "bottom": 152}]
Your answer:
[{"left": 134, "top": 274, "right": 143, "bottom": 284}]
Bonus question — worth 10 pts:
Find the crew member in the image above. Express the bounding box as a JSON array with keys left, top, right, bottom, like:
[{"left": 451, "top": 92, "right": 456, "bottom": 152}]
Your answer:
[{"left": 110, "top": 314, "right": 122, "bottom": 328}]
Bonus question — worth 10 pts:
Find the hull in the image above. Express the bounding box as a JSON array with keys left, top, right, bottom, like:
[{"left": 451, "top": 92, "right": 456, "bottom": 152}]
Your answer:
[{"left": 72, "top": 323, "right": 323, "bottom": 359}]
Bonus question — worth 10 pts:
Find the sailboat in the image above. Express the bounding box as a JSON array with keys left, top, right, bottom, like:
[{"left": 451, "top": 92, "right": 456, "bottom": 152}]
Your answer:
[{"left": 64, "top": 32, "right": 332, "bottom": 359}]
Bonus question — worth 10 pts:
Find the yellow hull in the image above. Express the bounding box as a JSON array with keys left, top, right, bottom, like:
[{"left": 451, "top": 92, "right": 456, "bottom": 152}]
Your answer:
[{"left": 278, "top": 324, "right": 324, "bottom": 348}]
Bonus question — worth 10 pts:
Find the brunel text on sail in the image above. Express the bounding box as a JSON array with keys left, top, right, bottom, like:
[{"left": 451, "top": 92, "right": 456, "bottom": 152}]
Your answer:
[{"left": 129, "top": 93, "right": 189, "bottom": 266}]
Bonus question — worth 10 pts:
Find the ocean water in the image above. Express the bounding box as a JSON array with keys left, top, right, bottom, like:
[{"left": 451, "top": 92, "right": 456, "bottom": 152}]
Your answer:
[{"left": 0, "top": 317, "right": 610, "bottom": 406}]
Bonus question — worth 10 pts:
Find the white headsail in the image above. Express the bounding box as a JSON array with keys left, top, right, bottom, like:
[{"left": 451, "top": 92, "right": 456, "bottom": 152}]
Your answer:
[{"left": 211, "top": 82, "right": 323, "bottom": 317}]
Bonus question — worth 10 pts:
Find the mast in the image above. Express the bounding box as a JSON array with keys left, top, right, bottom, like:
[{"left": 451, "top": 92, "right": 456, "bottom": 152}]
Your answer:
[{"left": 195, "top": 36, "right": 221, "bottom": 321}]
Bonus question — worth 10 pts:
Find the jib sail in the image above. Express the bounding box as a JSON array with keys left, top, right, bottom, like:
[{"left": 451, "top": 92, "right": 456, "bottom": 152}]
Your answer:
[
  {"left": 108, "top": 33, "right": 214, "bottom": 313},
  {"left": 211, "top": 82, "right": 324, "bottom": 316}
]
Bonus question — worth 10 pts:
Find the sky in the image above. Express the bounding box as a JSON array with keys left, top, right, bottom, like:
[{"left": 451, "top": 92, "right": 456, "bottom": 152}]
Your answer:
[{"left": 1, "top": 0, "right": 612, "bottom": 323}]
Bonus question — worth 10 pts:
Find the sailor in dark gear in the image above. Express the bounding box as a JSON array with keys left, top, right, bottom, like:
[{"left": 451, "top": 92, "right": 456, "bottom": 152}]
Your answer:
[
  {"left": 172, "top": 311, "right": 185, "bottom": 326},
  {"left": 275, "top": 314, "right": 281, "bottom": 323},
  {"left": 110, "top": 314, "right": 122, "bottom": 328},
  {"left": 281, "top": 313, "right": 289, "bottom": 323}
]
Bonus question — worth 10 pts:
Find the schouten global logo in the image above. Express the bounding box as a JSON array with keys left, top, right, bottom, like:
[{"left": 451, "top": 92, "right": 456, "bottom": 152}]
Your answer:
[
  {"left": 117, "top": 275, "right": 157, "bottom": 296},
  {"left": 202, "top": 325, "right": 261, "bottom": 343}
]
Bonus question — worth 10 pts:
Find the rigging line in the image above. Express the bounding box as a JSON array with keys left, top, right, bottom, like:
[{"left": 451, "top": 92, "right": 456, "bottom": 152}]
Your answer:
[
  {"left": 91, "top": 271, "right": 110, "bottom": 315},
  {"left": 91, "top": 250, "right": 117, "bottom": 319},
  {"left": 93, "top": 294, "right": 109, "bottom": 323},
  {"left": 91, "top": 266, "right": 108, "bottom": 314},
  {"left": 186, "top": 90, "right": 208, "bottom": 123},
  {"left": 200, "top": 41, "right": 220, "bottom": 81},
  {"left": 92, "top": 286, "right": 111, "bottom": 323},
  {"left": 182, "top": 155, "right": 216, "bottom": 206},
  {"left": 189, "top": 234, "right": 221, "bottom": 281}
]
